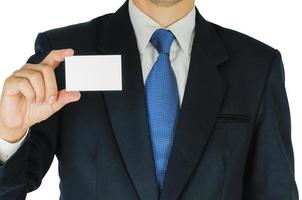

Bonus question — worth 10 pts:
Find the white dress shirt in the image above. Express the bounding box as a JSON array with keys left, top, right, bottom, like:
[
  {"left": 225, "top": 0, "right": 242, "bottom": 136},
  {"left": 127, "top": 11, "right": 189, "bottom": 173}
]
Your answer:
[{"left": 0, "top": 0, "right": 196, "bottom": 162}]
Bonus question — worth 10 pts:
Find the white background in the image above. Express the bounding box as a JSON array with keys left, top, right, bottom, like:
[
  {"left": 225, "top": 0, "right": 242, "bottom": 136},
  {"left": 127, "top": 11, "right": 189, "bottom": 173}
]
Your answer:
[{"left": 0, "top": 0, "right": 301, "bottom": 199}]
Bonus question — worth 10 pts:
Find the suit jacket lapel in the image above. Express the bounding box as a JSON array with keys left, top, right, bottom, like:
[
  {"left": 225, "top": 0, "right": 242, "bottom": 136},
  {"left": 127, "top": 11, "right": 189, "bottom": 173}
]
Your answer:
[
  {"left": 159, "top": 8, "right": 229, "bottom": 200},
  {"left": 96, "top": 1, "right": 159, "bottom": 200}
]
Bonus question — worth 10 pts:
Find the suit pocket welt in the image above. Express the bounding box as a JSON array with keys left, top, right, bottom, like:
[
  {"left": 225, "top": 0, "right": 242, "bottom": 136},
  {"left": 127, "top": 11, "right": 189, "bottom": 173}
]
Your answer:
[{"left": 216, "top": 113, "right": 249, "bottom": 123}]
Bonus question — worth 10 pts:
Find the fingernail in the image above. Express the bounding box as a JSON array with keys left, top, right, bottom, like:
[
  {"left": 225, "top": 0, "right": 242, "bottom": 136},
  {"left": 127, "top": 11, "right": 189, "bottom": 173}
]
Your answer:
[
  {"left": 66, "top": 49, "right": 74, "bottom": 55},
  {"left": 38, "top": 99, "right": 44, "bottom": 105},
  {"left": 36, "top": 98, "right": 42, "bottom": 105},
  {"left": 48, "top": 96, "right": 56, "bottom": 104}
]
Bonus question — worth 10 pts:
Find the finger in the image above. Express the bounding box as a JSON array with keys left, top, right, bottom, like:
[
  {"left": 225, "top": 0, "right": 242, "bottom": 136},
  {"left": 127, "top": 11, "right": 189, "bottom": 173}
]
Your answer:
[
  {"left": 23, "top": 64, "right": 58, "bottom": 104},
  {"left": 41, "top": 49, "right": 74, "bottom": 69},
  {"left": 12, "top": 69, "right": 45, "bottom": 104},
  {"left": 52, "top": 90, "right": 81, "bottom": 113},
  {"left": 3, "top": 77, "right": 35, "bottom": 103}
]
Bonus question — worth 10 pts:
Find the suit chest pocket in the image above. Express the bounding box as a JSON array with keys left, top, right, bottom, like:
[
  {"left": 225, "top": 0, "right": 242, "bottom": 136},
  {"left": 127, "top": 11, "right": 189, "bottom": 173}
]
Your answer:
[
  {"left": 209, "top": 113, "right": 251, "bottom": 158},
  {"left": 215, "top": 113, "right": 249, "bottom": 123}
]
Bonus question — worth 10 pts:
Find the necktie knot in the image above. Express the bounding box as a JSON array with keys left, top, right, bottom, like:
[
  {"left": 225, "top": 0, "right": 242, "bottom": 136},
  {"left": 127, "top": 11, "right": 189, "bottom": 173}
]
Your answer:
[{"left": 150, "top": 29, "right": 175, "bottom": 54}]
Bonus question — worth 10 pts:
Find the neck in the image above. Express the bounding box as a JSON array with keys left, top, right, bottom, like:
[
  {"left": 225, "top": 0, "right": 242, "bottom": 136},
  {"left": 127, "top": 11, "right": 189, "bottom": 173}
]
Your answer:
[{"left": 132, "top": 0, "right": 195, "bottom": 27}]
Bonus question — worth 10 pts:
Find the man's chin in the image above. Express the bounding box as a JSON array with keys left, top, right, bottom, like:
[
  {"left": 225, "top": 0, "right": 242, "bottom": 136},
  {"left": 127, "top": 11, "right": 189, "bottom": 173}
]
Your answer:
[{"left": 149, "top": 0, "right": 183, "bottom": 7}]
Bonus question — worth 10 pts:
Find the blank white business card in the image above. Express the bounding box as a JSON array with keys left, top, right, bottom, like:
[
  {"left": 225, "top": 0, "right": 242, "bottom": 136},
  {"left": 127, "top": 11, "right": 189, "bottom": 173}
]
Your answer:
[{"left": 65, "top": 55, "right": 122, "bottom": 91}]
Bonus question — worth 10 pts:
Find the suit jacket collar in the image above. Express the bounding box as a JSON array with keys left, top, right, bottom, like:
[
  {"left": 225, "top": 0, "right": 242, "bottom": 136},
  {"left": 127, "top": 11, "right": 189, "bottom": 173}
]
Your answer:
[
  {"left": 96, "top": 1, "right": 229, "bottom": 199},
  {"left": 97, "top": 0, "right": 228, "bottom": 64}
]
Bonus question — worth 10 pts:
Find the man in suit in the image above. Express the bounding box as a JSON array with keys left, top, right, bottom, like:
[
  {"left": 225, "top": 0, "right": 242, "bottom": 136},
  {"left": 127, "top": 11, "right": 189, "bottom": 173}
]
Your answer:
[{"left": 0, "top": 0, "right": 299, "bottom": 199}]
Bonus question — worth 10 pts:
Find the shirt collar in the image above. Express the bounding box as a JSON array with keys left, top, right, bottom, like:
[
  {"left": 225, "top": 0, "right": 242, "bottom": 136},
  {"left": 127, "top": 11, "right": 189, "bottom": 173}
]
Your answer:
[{"left": 128, "top": 0, "right": 196, "bottom": 57}]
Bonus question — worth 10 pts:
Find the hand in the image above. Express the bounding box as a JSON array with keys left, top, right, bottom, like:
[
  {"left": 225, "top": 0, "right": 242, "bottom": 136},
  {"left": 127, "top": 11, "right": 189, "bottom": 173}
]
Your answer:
[{"left": 0, "top": 49, "right": 81, "bottom": 143}]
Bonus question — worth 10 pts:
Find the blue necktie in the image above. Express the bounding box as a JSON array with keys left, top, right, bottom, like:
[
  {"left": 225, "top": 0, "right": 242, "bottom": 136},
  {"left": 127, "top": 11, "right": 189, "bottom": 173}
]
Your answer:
[{"left": 145, "top": 29, "right": 180, "bottom": 189}]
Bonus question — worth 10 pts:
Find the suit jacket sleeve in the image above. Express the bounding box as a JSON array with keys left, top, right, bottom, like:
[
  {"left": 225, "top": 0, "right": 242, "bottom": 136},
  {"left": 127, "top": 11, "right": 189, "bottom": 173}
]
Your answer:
[
  {"left": 243, "top": 50, "right": 299, "bottom": 199},
  {"left": 0, "top": 33, "right": 58, "bottom": 200}
]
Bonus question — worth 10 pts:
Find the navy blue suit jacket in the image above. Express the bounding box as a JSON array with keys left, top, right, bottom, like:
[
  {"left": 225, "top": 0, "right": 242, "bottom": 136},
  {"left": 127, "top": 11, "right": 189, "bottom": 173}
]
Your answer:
[{"left": 0, "top": 1, "right": 299, "bottom": 199}]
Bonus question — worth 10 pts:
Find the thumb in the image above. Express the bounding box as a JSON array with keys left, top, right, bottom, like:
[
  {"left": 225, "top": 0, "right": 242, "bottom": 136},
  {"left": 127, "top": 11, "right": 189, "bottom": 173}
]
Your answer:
[
  {"left": 52, "top": 89, "right": 81, "bottom": 112},
  {"left": 41, "top": 49, "right": 74, "bottom": 69}
]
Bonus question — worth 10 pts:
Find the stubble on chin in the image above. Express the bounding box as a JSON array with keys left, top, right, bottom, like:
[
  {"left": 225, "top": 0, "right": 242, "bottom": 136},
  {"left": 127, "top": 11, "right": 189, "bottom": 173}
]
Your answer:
[{"left": 149, "top": 0, "right": 183, "bottom": 7}]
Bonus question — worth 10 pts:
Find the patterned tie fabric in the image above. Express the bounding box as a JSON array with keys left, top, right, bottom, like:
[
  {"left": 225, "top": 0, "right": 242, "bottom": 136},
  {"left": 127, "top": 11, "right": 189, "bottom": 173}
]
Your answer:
[{"left": 145, "top": 29, "right": 180, "bottom": 189}]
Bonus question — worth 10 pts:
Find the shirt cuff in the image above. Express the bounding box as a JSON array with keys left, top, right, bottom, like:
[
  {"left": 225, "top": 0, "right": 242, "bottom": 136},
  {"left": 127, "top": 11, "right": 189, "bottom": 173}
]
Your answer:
[{"left": 0, "top": 129, "right": 29, "bottom": 162}]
